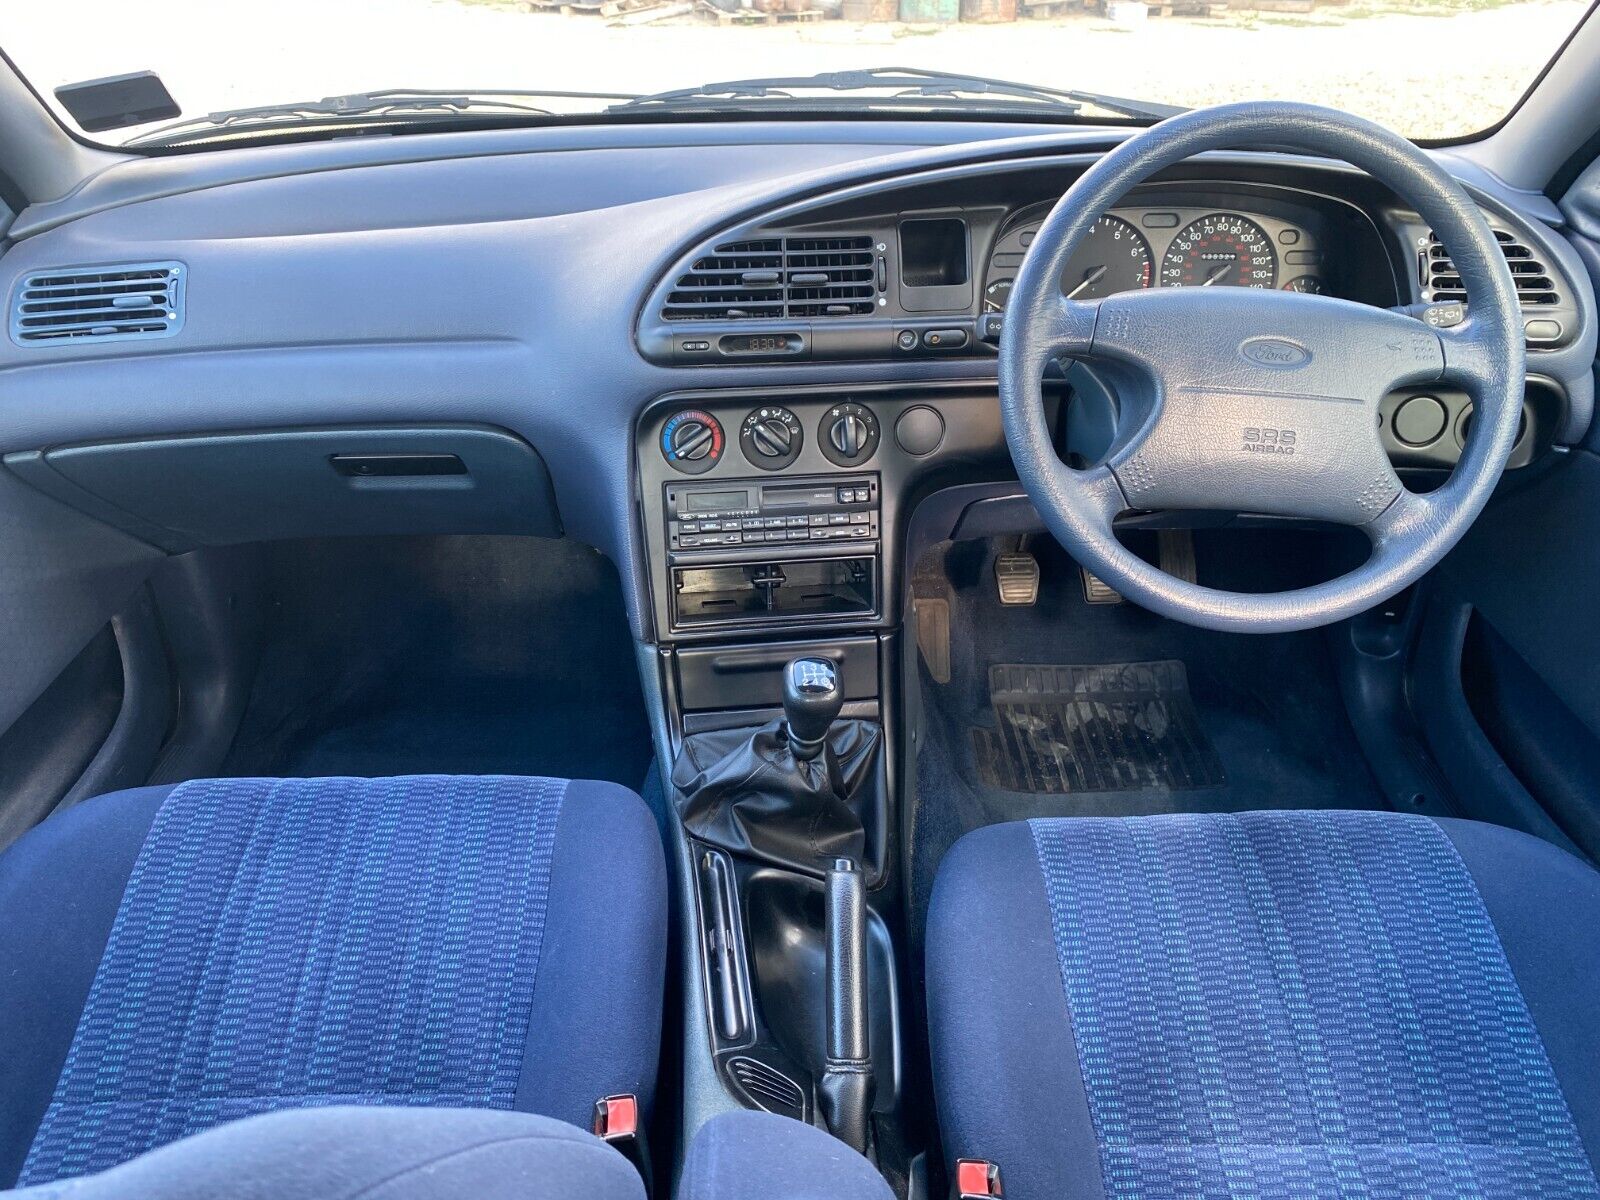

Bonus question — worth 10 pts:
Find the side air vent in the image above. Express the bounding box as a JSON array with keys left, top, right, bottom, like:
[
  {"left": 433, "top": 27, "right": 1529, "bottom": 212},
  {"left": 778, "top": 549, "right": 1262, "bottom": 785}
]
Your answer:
[
  {"left": 726, "top": 1056, "right": 806, "bottom": 1120},
  {"left": 1424, "top": 230, "right": 1558, "bottom": 307},
  {"left": 664, "top": 234, "right": 876, "bottom": 321},
  {"left": 10, "top": 261, "right": 186, "bottom": 346}
]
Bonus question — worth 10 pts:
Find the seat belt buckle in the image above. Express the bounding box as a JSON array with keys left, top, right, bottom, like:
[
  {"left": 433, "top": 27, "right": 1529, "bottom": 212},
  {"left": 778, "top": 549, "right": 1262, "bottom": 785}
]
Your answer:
[
  {"left": 953, "top": 1158, "right": 1003, "bottom": 1199},
  {"left": 594, "top": 1094, "right": 653, "bottom": 1196}
]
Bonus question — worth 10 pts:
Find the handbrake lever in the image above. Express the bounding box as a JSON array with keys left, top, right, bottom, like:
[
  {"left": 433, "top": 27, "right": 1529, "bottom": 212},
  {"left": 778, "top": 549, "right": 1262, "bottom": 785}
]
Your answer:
[{"left": 818, "top": 856, "right": 874, "bottom": 1154}]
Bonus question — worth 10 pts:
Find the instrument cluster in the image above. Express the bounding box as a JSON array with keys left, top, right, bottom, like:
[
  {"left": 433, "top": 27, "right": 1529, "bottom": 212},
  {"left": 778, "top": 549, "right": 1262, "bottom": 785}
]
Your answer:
[{"left": 983, "top": 201, "right": 1328, "bottom": 313}]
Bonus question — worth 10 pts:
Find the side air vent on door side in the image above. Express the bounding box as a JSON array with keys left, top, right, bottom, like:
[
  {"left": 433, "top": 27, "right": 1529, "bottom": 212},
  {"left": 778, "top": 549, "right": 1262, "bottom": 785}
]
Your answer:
[
  {"left": 10, "top": 261, "right": 186, "bottom": 346},
  {"left": 1424, "top": 230, "right": 1558, "bottom": 308},
  {"left": 663, "top": 234, "right": 877, "bottom": 321}
]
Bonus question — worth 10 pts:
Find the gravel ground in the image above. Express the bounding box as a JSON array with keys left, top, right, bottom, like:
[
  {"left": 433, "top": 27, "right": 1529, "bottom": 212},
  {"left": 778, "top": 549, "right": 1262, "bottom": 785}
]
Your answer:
[{"left": 4, "top": 0, "right": 1584, "bottom": 141}]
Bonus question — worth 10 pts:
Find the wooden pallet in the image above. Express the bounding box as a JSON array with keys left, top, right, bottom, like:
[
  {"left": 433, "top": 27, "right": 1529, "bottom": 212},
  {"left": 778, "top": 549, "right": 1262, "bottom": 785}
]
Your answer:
[{"left": 714, "top": 6, "right": 824, "bottom": 21}]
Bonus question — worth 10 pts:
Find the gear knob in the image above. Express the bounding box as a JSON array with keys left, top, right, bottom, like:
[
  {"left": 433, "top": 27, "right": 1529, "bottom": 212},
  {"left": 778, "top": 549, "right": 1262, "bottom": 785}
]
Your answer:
[{"left": 783, "top": 657, "right": 843, "bottom": 761}]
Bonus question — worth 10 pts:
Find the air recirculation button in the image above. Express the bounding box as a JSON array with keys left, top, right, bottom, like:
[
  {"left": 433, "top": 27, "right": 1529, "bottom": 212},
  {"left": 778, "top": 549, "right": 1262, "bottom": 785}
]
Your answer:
[{"left": 740, "top": 405, "right": 803, "bottom": 470}]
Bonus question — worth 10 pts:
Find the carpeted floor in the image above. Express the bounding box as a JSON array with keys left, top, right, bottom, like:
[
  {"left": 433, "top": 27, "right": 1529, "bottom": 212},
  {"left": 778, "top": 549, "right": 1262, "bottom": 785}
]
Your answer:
[
  {"left": 908, "top": 529, "right": 1389, "bottom": 944},
  {"left": 219, "top": 535, "right": 654, "bottom": 790}
]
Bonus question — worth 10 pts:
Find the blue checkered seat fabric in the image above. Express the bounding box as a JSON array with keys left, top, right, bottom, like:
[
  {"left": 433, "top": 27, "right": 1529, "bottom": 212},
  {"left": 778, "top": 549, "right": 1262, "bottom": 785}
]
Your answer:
[
  {"left": 0, "top": 775, "right": 667, "bottom": 1188},
  {"left": 927, "top": 810, "right": 1600, "bottom": 1199}
]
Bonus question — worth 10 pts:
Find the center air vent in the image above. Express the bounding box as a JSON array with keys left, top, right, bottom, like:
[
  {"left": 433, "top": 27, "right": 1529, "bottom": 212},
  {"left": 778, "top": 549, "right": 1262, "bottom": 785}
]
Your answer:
[
  {"left": 10, "top": 261, "right": 186, "bottom": 346},
  {"left": 1424, "top": 230, "right": 1558, "bottom": 308},
  {"left": 663, "top": 235, "right": 877, "bottom": 321}
]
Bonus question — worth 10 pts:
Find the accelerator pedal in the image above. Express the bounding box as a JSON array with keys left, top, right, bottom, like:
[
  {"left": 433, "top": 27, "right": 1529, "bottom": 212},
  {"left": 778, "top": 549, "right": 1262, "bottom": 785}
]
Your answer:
[
  {"left": 994, "top": 552, "right": 1041, "bottom": 607},
  {"left": 1158, "top": 528, "right": 1198, "bottom": 585}
]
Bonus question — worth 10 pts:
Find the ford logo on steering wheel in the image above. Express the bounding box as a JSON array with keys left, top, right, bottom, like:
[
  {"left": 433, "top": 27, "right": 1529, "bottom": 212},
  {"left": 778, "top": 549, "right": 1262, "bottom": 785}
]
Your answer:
[{"left": 1240, "top": 337, "right": 1312, "bottom": 368}]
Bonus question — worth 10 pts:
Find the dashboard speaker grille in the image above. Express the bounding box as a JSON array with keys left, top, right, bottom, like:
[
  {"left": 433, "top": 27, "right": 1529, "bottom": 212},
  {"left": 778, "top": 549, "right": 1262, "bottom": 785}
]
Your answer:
[
  {"left": 664, "top": 234, "right": 876, "bottom": 321},
  {"left": 1424, "top": 230, "right": 1558, "bottom": 307},
  {"left": 10, "top": 261, "right": 186, "bottom": 346}
]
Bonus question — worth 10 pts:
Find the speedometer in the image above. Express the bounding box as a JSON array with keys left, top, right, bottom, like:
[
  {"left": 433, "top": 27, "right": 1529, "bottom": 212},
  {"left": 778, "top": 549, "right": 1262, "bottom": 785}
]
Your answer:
[{"left": 1159, "top": 213, "right": 1278, "bottom": 289}]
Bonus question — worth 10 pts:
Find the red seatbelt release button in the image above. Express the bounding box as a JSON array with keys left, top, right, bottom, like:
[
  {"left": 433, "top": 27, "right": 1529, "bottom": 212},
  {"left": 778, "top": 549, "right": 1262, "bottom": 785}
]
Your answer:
[
  {"left": 954, "top": 1158, "right": 1003, "bottom": 1199},
  {"left": 594, "top": 1094, "right": 638, "bottom": 1141}
]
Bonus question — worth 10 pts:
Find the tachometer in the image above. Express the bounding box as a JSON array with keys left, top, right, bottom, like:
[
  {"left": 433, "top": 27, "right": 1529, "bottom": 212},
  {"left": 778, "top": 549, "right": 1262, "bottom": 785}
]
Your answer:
[
  {"left": 1159, "top": 213, "right": 1277, "bottom": 289},
  {"left": 1061, "top": 215, "right": 1154, "bottom": 300}
]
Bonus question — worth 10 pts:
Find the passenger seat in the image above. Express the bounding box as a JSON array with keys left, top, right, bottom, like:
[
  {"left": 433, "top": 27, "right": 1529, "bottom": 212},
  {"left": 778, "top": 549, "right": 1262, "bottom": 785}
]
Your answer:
[{"left": 0, "top": 775, "right": 667, "bottom": 1187}]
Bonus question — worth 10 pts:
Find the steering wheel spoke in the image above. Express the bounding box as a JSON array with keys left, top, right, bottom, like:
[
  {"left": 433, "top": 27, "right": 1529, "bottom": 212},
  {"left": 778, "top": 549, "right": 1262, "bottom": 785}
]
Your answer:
[
  {"left": 1362, "top": 480, "right": 1439, "bottom": 548},
  {"left": 1437, "top": 317, "right": 1507, "bottom": 393}
]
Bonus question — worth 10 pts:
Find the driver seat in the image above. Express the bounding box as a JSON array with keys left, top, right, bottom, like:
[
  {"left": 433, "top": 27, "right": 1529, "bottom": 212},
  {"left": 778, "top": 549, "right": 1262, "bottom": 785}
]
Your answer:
[{"left": 926, "top": 810, "right": 1600, "bottom": 1199}]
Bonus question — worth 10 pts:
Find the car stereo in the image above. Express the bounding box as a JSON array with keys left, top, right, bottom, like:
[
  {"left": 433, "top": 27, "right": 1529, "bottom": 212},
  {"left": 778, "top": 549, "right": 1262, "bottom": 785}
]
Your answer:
[{"left": 665, "top": 475, "right": 879, "bottom": 554}]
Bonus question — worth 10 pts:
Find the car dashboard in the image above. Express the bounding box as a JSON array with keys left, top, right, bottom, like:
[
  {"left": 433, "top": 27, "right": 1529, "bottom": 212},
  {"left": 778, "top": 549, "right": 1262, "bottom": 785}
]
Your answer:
[{"left": 0, "top": 121, "right": 1594, "bottom": 657}]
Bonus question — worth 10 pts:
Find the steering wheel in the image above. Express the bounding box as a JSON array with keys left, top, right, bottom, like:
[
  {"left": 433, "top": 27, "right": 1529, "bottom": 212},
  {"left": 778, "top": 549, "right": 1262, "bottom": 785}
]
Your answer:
[{"left": 1000, "top": 101, "right": 1524, "bottom": 633}]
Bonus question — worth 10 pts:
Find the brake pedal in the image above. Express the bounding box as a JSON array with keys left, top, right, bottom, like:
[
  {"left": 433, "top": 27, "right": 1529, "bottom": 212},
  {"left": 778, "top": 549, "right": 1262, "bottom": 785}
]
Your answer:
[
  {"left": 1158, "top": 529, "right": 1198, "bottom": 585},
  {"left": 1081, "top": 568, "right": 1123, "bottom": 605},
  {"left": 994, "top": 552, "right": 1040, "bottom": 606}
]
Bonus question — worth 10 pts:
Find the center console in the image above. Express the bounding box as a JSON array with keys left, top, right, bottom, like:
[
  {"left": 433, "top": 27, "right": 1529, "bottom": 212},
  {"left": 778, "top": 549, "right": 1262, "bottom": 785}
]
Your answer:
[{"left": 639, "top": 383, "right": 1011, "bottom": 1162}]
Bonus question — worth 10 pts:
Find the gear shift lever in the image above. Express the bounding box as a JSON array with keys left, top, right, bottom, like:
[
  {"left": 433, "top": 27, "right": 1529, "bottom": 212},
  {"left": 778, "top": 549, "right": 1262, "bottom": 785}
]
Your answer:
[{"left": 782, "top": 657, "right": 844, "bottom": 762}]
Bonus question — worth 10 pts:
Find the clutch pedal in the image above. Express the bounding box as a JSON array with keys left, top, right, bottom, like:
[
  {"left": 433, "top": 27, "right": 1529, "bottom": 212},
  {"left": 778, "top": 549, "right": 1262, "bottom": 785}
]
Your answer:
[{"left": 994, "top": 552, "right": 1040, "bottom": 606}]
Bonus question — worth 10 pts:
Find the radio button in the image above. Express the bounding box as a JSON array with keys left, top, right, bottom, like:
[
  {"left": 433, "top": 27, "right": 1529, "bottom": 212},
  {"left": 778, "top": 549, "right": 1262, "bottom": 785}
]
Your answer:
[
  {"left": 850, "top": 512, "right": 869, "bottom": 524},
  {"left": 786, "top": 516, "right": 808, "bottom": 528},
  {"left": 828, "top": 513, "right": 850, "bottom": 526},
  {"left": 809, "top": 514, "right": 829, "bottom": 527}
]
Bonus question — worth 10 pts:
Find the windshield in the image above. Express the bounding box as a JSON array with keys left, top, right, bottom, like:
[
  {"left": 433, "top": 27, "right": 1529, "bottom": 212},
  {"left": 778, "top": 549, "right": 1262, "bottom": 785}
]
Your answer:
[{"left": 4, "top": 0, "right": 1590, "bottom": 147}]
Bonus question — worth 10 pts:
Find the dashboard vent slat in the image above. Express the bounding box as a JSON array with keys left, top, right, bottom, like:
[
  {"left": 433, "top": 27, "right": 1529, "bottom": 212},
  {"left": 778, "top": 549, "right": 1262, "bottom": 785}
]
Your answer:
[
  {"left": 1424, "top": 231, "right": 1558, "bottom": 308},
  {"left": 10, "top": 262, "right": 186, "bottom": 346},
  {"left": 664, "top": 234, "right": 876, "bottom": 321}
]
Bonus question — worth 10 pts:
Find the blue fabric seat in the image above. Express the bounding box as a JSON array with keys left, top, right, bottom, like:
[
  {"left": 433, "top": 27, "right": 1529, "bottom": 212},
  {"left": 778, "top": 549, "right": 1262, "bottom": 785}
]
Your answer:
[
  {"left": 0, "top": 1106, "right": 895, "bottom": 1200},
  {"left": 5, "top": 1107, "right": 648, "bottom": 1200},
  {"left": 926, "top": 810, "right": 1600, "bottom": 1200},
  {"left": 0, "top": 775, "right": 668, "bottom": 1188}
]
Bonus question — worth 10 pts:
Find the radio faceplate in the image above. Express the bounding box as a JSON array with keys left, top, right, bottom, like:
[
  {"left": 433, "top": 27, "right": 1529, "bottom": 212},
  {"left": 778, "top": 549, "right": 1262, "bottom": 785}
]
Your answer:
[{"left": 665, "top": 474, "right": 880, "bottom": 555}]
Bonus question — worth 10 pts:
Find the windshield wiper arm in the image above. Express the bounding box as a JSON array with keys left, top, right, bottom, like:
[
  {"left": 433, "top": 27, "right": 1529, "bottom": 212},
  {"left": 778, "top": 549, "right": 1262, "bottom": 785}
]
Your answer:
[
  {"left": 128, "top": 87, "right": 641, "bottom": 145},
  {"left": 608, "top": 67, "right": 1184, "bottom": 121}
]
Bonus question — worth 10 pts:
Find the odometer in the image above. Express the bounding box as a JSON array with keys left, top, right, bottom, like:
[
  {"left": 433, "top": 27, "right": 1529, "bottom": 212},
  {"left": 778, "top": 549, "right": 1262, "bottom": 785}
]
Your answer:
[{"left": 1159, "top": 213, "right": 1278, "bottom": 289}]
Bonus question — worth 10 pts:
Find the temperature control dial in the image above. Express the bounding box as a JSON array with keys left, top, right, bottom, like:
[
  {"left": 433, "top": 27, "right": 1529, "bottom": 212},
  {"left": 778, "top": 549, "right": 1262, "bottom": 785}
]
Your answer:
[
  {"left": 739, "top": 405, "right": 803, "bottom": 470},
  {"left": 820, "top": 402, "right": 880, "bottom": 467},
  {"left": 661, "top": 409, "right": 724, "bottom": 475}
]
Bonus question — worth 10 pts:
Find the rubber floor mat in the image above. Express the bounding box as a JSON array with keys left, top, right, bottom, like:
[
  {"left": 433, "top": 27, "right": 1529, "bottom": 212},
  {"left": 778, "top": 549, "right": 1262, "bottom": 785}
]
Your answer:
[{"left": 972, "top": 661, "right": 1225, "bottom": 793}]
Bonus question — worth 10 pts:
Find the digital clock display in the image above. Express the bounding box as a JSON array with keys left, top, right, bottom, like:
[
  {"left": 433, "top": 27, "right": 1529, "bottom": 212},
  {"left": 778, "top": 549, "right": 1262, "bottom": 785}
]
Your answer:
[{"left": 720, "top": 333, "right": 798, "bottom": 355}]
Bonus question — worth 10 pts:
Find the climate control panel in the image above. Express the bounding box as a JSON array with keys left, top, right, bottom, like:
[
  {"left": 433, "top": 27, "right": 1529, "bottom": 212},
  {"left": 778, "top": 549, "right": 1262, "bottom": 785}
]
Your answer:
[{"left": 663, "top": 401, "right": 887, "bottom": 475}]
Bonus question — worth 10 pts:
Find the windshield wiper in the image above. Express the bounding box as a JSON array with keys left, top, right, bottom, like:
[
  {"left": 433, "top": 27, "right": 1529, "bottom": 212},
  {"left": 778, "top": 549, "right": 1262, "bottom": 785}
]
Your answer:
[
  {"left": 608, "top": 67, "right": 1184, "bottom": 121},
  {"left": 128, "top": 88, "right": 640, "bottom": 146}
]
